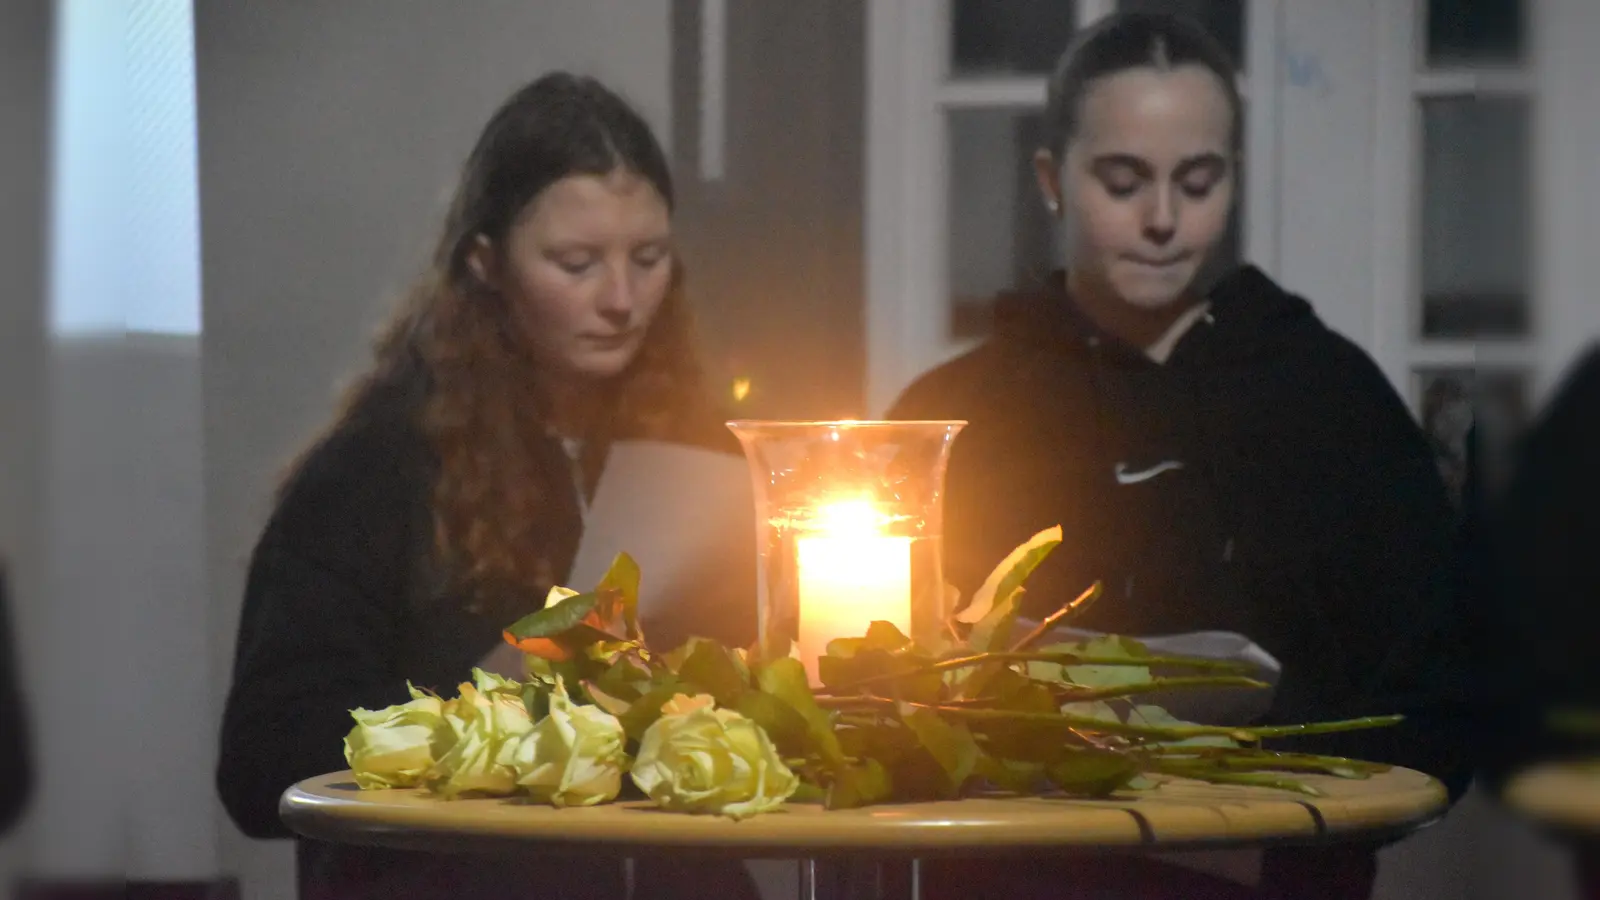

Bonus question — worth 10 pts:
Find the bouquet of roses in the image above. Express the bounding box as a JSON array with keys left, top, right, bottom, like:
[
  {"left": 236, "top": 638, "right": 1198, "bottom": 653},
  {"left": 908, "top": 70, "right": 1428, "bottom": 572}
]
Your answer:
[{"left": 342, "top": 527, "right": 1399, "bottom": 819}]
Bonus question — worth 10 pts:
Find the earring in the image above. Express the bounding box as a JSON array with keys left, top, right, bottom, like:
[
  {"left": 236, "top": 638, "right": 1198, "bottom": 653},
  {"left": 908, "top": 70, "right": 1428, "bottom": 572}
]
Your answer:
[{"left": 1046, "top": 198, "right": 1060, "bottom": 214}]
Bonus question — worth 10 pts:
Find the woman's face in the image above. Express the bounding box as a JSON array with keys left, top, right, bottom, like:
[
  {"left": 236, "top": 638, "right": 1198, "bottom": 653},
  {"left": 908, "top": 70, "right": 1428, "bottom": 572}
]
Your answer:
[
  {"left": 473, "top": 169, "right": 674, "bottom": 380},
  {"left": 1037, "top": 64, "right": 1237, "bottom": 310}
]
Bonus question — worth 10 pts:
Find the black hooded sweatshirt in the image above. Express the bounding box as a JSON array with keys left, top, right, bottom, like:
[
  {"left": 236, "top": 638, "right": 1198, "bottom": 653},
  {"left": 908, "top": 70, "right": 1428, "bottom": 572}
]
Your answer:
[
  {"left": 216, "top": 372, "right": 759, "bottom": 900},
  {"left": 889, "top": 266, "right": 1474, "bottom": 797},
  {"left": 1475, "top": 345, "right": 1600, "bottom": 787},
  {"left": 0, "top": 564, "right": 31, "bottom": 833}
]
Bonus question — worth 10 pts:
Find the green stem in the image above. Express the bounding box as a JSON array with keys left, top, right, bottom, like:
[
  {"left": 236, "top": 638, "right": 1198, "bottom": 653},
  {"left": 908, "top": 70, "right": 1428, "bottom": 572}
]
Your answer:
[
  {"left": 814, "top": 697, "right": 1402, "bottom": 742},
  {"left": 820, "top": 650, "right": 1257, "bottom": 694},
  {"left": 1153, "top": 752, "right": 1383, "bottom": 776},
  {"left": 1057, "top": 675, "right": 1269, "bottom": 702},
  {"left": 1152, "top": 747, "right": 1388, "bottom": 771},
  {"left": 1010, "top": 582, "right": 1103, "bottom": 652},
  {"left": 934, "top": 675, "right": 1268, "bottom": 707}
]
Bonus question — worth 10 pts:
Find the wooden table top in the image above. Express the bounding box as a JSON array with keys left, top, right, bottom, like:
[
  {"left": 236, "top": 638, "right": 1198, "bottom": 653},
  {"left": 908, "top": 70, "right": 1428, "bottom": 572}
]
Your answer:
[
  {"left": 281, "top": 766, "right": 1447, "bottom": 859},
  {"left": 1503, "top": 760, "right": 1600, "bottom": 836}
]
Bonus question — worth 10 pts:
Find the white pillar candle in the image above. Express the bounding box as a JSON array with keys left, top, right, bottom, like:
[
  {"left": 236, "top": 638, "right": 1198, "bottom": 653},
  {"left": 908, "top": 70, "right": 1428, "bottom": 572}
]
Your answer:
[{"left": 793, "top": 499, "right": 913, "bottom": 683}]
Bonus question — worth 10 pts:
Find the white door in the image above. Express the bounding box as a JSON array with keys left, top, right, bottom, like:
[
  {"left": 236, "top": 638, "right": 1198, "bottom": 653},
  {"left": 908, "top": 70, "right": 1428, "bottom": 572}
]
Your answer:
[
  {"left": 1371, "top": 0, "right": 1600, "bottom": 500},
  {"left": 1370, "top": 0, "right": 1534, "bottom": 498}
]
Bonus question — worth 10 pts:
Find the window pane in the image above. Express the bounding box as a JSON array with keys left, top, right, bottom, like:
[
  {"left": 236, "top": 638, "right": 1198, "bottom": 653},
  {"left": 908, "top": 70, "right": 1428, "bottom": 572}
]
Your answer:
[
  {"left": 1426, "top": 0, "right": 1524, "bottom": 66},
  {"left": 951, "top": 0, "right": 1078, "bottom": 76},
  {"left": 1116, "top": 0, "right": 1246, "bottom": 70},
  {"left": 947, "top": 108, "right": 1244, "bottom": 340},
  {"left": 1419, "top": 96, "right": 1531, "bottom": 339}
]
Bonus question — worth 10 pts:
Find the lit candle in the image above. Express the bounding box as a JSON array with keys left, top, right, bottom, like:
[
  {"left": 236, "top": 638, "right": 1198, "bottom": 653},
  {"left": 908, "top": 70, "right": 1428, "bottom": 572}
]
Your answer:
[{"left": 794, "top": 498, "right": 913, "bottom": 682}]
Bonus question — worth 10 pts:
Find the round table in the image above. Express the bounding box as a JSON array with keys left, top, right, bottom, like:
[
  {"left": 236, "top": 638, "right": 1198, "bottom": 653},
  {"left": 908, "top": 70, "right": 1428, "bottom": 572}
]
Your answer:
[
  {"left": 1502, "top": 761, "right": 1600, "bottom": 900},
  {"left": 282, "top": 767, "right": 1447, "bottom": 898},
  {"left": 1503, "top": 760, "right": 1600, "bottom": 837}
]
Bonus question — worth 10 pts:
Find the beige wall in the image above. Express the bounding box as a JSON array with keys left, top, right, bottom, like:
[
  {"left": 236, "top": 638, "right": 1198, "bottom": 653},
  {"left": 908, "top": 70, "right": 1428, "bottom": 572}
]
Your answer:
[{"left": 670, "top": 0, "right": 867, "bottom": 420}]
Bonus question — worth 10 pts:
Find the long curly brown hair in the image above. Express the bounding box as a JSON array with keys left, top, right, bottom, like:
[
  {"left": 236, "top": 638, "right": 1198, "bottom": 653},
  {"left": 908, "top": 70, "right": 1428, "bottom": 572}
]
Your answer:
[{"left": 293, "top": 73, "right": 721, "bottom": 605}]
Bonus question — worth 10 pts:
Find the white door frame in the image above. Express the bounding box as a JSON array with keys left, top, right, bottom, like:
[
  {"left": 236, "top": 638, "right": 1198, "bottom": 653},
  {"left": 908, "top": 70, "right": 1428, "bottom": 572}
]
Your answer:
[{"left": 1371, "top": 0, "right": 1600, "bottom": 407}]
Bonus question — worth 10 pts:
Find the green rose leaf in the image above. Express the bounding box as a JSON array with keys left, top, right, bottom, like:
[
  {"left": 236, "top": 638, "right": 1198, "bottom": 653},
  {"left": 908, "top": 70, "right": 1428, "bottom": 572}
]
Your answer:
[
  {"left": 836, "top": 719, "right": 919, "bottom": 767},
  {"left": 581, "top": 681, "right": 634, "bottom": 718},
  {"left": 975, "top": 754, "right": 1046, "bottom": 794},
  {"left": 1129, "top": 704, "right": 1240, "bottom": 749},
  {"left": 594, "top": 656, "right": 652, "bottom": 704},
  {"left": 960, "top": 671, "right": 1065, "bottom": 762},
  {"left": 675, "top": 638, "right": 750, "bottom": 707},
  {"left": 756, "top": 657, "right": 846, "bottom": 766},
  {"left": 960, "top": 525, "right": 1063, "bottom": 650},
  {"left": 596, "top": 552, "right": 644, "bottom": 641},
  {"left": 901, "top": 708, "right": 980, "bottom": 799},
  {"left": 618, "top": 678, "right": 685, "bottom": 742},
  {"left": 1046, "top": 748, "right": 1142, "bottom": 797},
  {"left": 1059, "top": 700, "right": 1123, "bottom": 723},
  {"left": 734, "top": 690, "right": 815, "bottom": 757},
  {"left": 504, "top": 591, "right": 601, "bottom": 641},
  {"left": 818, "top": 648, "right": 944, "bottom": 705},
  {"left": 982, "top": 667, "right": 1061, "bottom": 713},
  {"left": 825, "top": 620, "right": 915, "bottom": 658},
  {"left": 947, "top": 527, "right": 1063, "bottom": 700},
  {"left": 824, "top": 758, "right": 893, "bottom": 810},
  {"left": 789, "top": 781, "right": 828, "bottom": 804}
]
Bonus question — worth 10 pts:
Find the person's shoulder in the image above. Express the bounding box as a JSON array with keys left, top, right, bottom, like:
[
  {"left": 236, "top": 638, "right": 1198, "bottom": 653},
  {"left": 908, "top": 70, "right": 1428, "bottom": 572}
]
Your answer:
[
  {"left": 1544, "top": 344, "right": 1600, "bottom": 420},
  {"left": 265, "top": 381, "right": 433, "bottom": 555},
  {"left": 1215, "top": 267, "right": 1394, "bottom": 387},
  {"left": 285, "top": 391, "right": 426, "bottom": 492},
  {"left": 1517, "top": 343, "right": 1600, "bottom": 458},
  {"left": 886, "top": 342, "right": 1007, "bottom": 421}
]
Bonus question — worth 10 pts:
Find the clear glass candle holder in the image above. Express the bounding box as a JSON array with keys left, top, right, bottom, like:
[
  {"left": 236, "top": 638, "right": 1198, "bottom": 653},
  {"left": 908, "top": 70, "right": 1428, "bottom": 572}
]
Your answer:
[{"left": 726, "top": 420, "right": 966, "bottom": 682}]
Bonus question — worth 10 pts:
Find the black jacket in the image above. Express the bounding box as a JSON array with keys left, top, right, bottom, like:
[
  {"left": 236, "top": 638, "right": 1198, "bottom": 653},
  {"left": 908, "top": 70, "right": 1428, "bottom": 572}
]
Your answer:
[
  {"left": 889, "top": 266, "right": 1474, "bottom": 797},
  {"left": 216, "top": 375, "right": 756, "bottom": 899},
  {"left": 0, "top": 563, "right": 32, "bottom": 833},
  {"left": 1476, "top": 345, "right": 1600, "bottom": 785},
  {"left": 217, "top": 378, "right": 524, "bottom": 841}
]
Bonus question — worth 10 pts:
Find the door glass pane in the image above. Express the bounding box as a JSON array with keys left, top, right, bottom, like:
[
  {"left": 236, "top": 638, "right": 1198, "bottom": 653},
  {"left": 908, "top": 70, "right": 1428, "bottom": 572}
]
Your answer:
[
  {"left": 1116, "top": 0, "right": 1247, "bottom": 70},
  {"left": 1419, "top": 96, "right": 1531, "bottom": 339},
  {"left": 1426, "top": 0, "right": 1524, "bottom": 67},
  {"left": 947, "top": 108, "right": 1245, "bottom": 340},
  {"left": 951, "top": 0, "right": 1078, "bottom": 76}
]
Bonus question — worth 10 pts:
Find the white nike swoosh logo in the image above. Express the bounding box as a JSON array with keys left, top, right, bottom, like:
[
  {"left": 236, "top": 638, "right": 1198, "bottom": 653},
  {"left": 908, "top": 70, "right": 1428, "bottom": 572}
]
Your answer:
[{"left": 1114, "top": 461, "right": 1185, "bottom": 485}]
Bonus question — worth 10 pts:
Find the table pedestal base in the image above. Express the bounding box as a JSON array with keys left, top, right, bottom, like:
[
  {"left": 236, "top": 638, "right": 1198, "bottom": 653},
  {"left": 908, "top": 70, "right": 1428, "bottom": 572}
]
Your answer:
[{"left": 799, "top": 859, "right": 915, "bottom": 900}]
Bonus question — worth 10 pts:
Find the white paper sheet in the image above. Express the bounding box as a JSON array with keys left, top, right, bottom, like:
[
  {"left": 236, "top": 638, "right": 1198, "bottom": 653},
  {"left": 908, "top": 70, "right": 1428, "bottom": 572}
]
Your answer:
[
  {"left": 568, "top": 441, "right": 758, "bottom": 653},
  {"left": 1021, "top": 625, "right": 1283, "bottom": 726}
]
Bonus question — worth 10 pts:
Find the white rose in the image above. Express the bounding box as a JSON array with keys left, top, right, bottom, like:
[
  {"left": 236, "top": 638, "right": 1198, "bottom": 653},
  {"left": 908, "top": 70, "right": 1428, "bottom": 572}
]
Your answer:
[
  {"left": 428, "top": 682, "right": 534, "bottom": 797},
  {"left": 505, "top": 678, "right": 628, "bottom": 807},
  {"left": 631, "top": 705, "right": 799, "bottom": 819},
  {"left": 343, "top": 684, "right": 446, "bottom": 790}
]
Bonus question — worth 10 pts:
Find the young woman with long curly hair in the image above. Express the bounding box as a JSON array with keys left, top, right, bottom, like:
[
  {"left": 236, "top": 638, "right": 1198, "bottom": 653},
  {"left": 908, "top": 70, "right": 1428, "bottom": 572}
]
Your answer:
[{"left": 216, "top": 73, "right": 756, "bottom": 900}]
